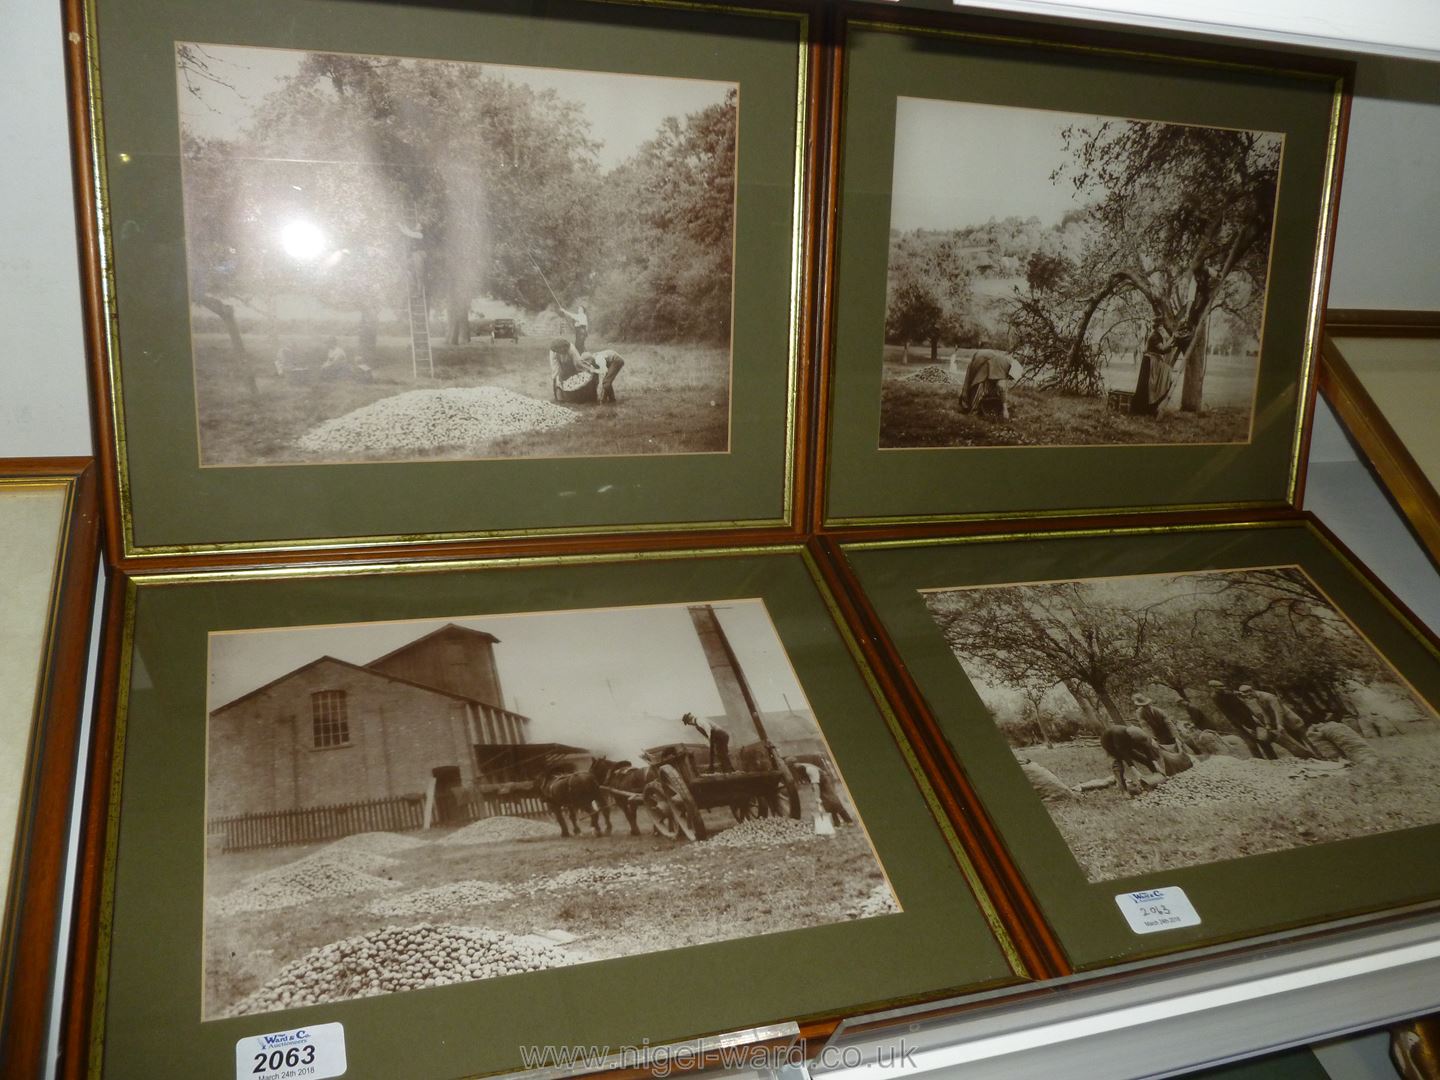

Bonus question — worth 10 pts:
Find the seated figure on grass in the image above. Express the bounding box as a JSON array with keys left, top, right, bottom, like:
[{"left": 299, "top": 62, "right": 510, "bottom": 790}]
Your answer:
[
  {"left": 318, "top": 337, "right": 372, "bottom": 382},
  {"left": 548, "top": 338, "right": 624, "bottom": 403},
  {"left": 957, "top": 349, "right": 1023, "bottom": 419}
]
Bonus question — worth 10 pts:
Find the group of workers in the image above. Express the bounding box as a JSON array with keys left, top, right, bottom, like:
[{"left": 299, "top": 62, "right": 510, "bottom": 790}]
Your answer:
[
  {"left": 1091, "top": 680, "right": 1380, "bottom": 797},
  {"left": 549, "top": 302, "right": 624, "bottom": 404},
  {"left": 679, "top": 714, "right": 854, "bottom": 828},
  {"left": 950, "top": 316, "right": 1193, "bottom": 422},
  {"left": 270, "top": 299, "right": 625, "bottom": 406}
]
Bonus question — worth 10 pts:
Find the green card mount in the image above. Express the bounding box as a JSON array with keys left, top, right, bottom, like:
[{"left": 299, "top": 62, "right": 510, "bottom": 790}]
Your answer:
[{"left": 814, "top": 3, "right": 1350, "bottom": 530}]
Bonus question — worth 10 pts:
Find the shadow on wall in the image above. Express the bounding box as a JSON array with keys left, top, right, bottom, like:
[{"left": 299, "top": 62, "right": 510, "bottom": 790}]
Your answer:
[{"left": 1330, "top": 54, "right": 1440, "bottom": 310}]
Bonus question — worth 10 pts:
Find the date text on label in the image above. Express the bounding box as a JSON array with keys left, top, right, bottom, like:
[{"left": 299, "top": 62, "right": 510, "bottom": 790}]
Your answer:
[{"left": 1115, "top": 886, "right": 1201, "bottom": 934}]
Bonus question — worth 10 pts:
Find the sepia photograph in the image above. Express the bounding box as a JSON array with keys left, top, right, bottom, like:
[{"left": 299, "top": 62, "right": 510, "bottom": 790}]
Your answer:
[
  {"left": 880, "top": 98, "right": 1281, "bottom": 449},
  {"left": 203, "top": 600, "right": 895, "bottom": 1019},
  {"left": 922, "top": 567, "right": 1440, "bottom": 882},
  {"left": 177, "top": 43, "right": 737, "bottom": 466}
]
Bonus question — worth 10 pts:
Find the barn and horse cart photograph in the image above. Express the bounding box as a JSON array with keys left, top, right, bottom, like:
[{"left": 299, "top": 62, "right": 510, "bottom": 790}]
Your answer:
[
  {"left": 879, "top": 97, "right": 1278, "bottom": 449},
  {"left": 923, "top": 566, "right": 1440, "bottom": 883},
  {"left": 202, "top": 599, "right": 894, "bottom": 1018},
  {"left": 176, "top": 43, "right": 737, "bottom": 466}
]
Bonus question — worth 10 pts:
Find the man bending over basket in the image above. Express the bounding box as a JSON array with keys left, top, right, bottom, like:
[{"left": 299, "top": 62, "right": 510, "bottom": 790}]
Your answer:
[{"left": 548, "top": 339, "right": 625, "bottom": 403}]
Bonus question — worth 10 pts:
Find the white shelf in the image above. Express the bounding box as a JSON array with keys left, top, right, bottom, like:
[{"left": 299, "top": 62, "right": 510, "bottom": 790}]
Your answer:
[
  {"left": 813, "top": 911, "right": 1440, "bottom": 1078},
  {"left": 947, "top": 0, "right": 1440, "bottom": 62}
]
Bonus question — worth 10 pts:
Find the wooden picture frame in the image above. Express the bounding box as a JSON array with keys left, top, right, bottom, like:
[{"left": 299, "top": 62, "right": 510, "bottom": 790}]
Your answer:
[
  {"left": 1319, "top": 309, "right": 1440, "bottom": 570},
  {"left": 815, "top": 5, "right": 1350, "bottom": 529},
  {"left": 0, "top": 459, "right": 100, "bottom": 1078},
  {"left": 63, "top": 543, "right": 1035, "bottom": 1079},
  {"left": 829, "top": 516, "right": 1440, "bottom": 973},
  {"left": 65, "top": 0, "right": 821, "bottom": 566}
]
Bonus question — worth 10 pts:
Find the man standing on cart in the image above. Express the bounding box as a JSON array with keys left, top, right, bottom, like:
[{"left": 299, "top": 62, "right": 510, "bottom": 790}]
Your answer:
[{"left": 682, "top": 712, "right": 734, "bottom": 773}]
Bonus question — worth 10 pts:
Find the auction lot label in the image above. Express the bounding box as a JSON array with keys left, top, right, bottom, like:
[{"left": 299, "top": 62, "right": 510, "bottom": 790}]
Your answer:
[
  {"left": 236, "top": 1022, "right": 346, "bottom": 1080},
  {"left": 1115, "top": 886, "right": 1201, "bottom": 934}
]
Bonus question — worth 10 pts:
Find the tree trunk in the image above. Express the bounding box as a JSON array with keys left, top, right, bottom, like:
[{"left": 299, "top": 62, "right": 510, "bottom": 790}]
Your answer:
[
  {"left": 358, "top": 304, "right": 378, "bottom": 359},
  {"left": 929, "top": 337, "right": 939, "bottom": 363},
  {"left": 194, "top": 295, "right": 255, "bottom": 396},
  {"left": 902, "top": 341, "right": 910, "bottom": 364},
  {"left": 446, "top": 292, "right": 471, "bottom": 346},
  {"left": 1164, "top": 681, "right": 1192, "bottom": 704},
  {"left": 1180, "top": 315, "right": 1209, "bottom": 412},
  {"left": 1033, "top": 709, "right": 1055, "bottom": 748},
  {"left": 1092, "top": 683, "right": 1124, "bottom": 725},
  {"left": 1063, "top": 680, "right": 1103, "bottom": 733}
]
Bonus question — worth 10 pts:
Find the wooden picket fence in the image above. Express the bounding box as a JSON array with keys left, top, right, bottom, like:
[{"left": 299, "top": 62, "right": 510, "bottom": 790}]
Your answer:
[
  {"left": 209, "top": 795, "right": 427, "bottom": 852},
  {"left": 476, "top": 794, "right": 552, "bottom": 821}
]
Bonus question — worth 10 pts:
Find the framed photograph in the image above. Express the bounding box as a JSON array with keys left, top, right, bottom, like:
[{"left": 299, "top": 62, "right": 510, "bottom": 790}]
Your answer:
[
  {"left": 818, "top": 10, "right": 1349, "bottom": 527},
  {"left": 834, "top": 519, "right": 1440, "bottom": 970},
  {"left": 66, "top": 0, "right": 817, "bottom": 562},
  {"left": 1320, "top": 309, "right": 1440, "bottom": 568},
  {"left": 0, "top": 459, "right": 99, "bottom": 1078},
  {"left": 67, "top": 546, "right": 1027, "bottom": 1078}
]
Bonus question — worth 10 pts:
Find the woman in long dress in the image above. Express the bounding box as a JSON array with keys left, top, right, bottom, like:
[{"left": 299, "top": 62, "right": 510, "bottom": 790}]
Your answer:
[{"left": 1131, "top": 321, "right": 1183, "bottom": 416}]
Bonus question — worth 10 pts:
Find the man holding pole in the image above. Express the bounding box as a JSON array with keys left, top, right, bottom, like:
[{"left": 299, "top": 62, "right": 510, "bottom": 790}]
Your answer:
[
  {"left": 559, "top": 302, "right": 589, "bottom": 352},
  {"left": 525, "top": 249, "right": 589, "bottom": 352}
]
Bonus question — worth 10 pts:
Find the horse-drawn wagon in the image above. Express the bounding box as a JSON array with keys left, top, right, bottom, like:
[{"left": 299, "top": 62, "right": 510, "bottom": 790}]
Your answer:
[{"left": 591, "top": 730, "right": 802, "bottom": 842}]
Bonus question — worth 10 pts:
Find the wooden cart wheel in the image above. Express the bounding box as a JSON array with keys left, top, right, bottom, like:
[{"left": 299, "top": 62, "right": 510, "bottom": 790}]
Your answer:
[
  {"left": 658, "top": 764, "right": 708, "bottom": 841},
  {"left": 644, "top": 782, "right": 679, "bottom": 839},
  {"left": 730, "top": 793, "right": 766, "bottom": 822},
  {"left": 773, "top": 761, "right": 802, "bottom": 820}
]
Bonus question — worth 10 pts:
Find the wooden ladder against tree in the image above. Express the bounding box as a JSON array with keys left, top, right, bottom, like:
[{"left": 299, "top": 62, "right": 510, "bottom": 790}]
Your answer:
[{"left": 408, "top": 260, "right": 434, "bottom": 380}]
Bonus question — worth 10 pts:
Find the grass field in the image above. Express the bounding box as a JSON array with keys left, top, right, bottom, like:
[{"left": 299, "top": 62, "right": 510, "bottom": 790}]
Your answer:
[
  {"left": 878, "top": 347, "right": 1256, "bottom": 448},
  {"left": 192, "top": 332, "right": 730, "bottom": 465},
  {"left": 1020, "top": 732, "right": 1440, "bottom": 881},
  {"left": 203, "top": 793, "right": 892, "bottom": 1017}
]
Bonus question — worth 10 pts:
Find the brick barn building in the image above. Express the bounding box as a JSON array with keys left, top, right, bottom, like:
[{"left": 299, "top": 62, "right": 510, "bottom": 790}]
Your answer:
[{"left": 207, "top": 623, "right": 536, "bottom": 826}]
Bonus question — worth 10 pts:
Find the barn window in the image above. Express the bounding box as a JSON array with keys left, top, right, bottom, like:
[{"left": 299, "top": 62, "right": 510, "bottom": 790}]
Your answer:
[{"left": 311, "top": 690, "right": 350, "bottom": 748}]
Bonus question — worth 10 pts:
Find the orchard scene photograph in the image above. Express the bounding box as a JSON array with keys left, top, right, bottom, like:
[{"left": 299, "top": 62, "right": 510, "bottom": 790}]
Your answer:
[
  {"left": 880, "top": 98, "right": 1282, "bottom": 449},
  {"left": 923, "top": 567, "right": 1440, "bottom": 882},
  {"left": 176, "top": 44, "right": 738, "bottom": 466}
]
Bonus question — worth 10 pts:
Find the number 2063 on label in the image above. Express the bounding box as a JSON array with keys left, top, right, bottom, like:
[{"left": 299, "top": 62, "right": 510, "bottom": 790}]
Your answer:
[{"left": 235, "top": 1022, "right": 346, "bottom": 1080}]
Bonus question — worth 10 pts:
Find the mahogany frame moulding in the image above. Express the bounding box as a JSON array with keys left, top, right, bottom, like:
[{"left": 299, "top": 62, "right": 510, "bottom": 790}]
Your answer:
[
  {"left": 0, "top": 460, "right": 100, "bottom": 1080},
  {"left": 64, "top": 0, "right": 827, "bottom": 571},
  {"left": 62, "top": 541, "right": 1038, "bottom": 1080},
  {"left": 1319, "top": 309, "right": 1440, "bottom": 571},
  {"left": 811, "top": 2, "right": 1352, "bottom": 533},
  {"left": 822, "top": 513, "right": 1440, "bottom": 979}
]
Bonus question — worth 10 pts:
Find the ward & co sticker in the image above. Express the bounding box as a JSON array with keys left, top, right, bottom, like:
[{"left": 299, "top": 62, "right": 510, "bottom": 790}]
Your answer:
[
  {"left": 1114, "top": 886, "right": 1201, "bottom": 934},
  {"left": 236, "top": 1022, "right": 347, "bottom": 1080}
]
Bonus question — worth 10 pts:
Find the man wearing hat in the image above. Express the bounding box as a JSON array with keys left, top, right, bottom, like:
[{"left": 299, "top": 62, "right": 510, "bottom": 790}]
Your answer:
[
  {"left": 681, "top": 712, "right": 733, "bottom": 773},
  {"left": 1132, "top": 693, "right": 1178, "bottom": 751},
  {"left": 1209, "top": 679, "right": 1275, "bottom": 759},
  {"left": 1099, "top": 721, "right": 1173, "bottom": 797},
  {"left": 1240, "top": 685, "right": 1319, "bottom": 760}
]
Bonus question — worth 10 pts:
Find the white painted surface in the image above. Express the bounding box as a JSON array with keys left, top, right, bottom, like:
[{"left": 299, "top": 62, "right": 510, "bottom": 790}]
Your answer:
[
  {"left": 813, "top": 913, "right": 1440, "bottom": 1078},
  {"left": 1328, "top": 57, "right": 1440, "bottom": 311},
  {"left": 0, "top": 0, "right": 92, "bottom": 457},
  {"left": 952, "top": 0, "right": 1440, "bottom": 60}
]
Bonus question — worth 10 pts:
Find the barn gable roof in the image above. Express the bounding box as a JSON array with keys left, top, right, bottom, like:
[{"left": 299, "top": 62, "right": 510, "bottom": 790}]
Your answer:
[
  {"left": 210, "top": 654, "right": 485, "bottom": 716},
  {"left": 365, "top": 622, "right": 500, "bottom": 670}
]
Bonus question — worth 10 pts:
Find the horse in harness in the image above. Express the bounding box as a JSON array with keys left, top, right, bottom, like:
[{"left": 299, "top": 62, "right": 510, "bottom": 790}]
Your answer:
[{"left": 537, "top": 766, "right": 611, "bottom": 837}]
